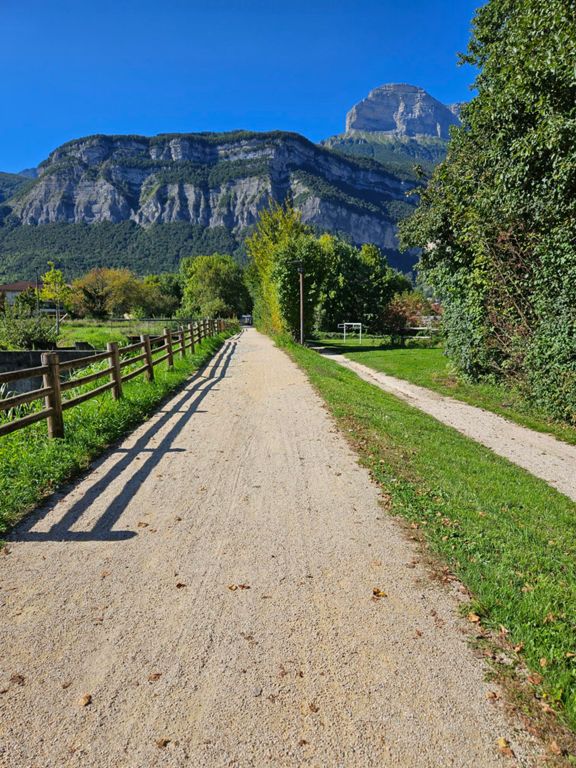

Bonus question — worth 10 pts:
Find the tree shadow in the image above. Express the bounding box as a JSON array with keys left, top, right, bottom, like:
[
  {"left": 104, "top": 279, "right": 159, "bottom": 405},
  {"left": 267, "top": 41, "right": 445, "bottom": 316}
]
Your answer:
[{"left": 10, "top": 337, "right": 239, "bottom": 543}]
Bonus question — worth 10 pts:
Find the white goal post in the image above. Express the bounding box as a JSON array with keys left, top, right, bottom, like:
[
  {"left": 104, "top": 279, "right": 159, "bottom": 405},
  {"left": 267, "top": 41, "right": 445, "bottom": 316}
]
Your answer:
[{"left": 337, "top": 322, "right": 364, "bottom": 343}]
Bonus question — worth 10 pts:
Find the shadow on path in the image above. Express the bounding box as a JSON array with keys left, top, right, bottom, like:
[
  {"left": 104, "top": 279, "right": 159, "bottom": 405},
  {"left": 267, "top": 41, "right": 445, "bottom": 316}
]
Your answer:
[{"left": 10, "top": 337, "right": 239, "bottom": 543}]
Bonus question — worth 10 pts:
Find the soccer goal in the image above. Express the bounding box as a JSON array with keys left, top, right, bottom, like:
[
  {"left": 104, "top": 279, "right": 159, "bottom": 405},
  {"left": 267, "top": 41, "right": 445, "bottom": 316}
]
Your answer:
[{"left": 337, "top": 322, "right": 364, "bottom": 343}]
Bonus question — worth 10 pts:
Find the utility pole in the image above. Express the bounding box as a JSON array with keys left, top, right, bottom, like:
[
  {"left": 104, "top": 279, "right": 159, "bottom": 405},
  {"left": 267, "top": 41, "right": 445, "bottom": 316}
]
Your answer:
[{"left": 298, "top": 262, "right": 304, "bottom": 345}]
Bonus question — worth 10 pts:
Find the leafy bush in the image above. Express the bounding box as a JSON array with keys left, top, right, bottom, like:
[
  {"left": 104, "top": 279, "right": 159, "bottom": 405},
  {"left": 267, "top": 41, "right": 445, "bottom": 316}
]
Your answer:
[
  {"left": 400, "top": 0, "right": 576, "bottom": 423},
  {"left": 0, "top": 308, "right": 57, "bottom": 350}
]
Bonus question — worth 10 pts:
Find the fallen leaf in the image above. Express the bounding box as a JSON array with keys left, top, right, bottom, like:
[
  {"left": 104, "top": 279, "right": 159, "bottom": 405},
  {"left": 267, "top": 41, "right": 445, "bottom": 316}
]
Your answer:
[
  {"left": 486, "top": 691, "right": 501, "bottom": 700},
  {"left": 100, "top": 570, "right": 110, "bottom": 579},
  {"left": 496, "top": 737, "right": 514, "bottom": 758},
  {"left": 467, "top": 613, "right": 481, "bottom": 623},
  {"left": 527, "top": 673, "right": 543, "bottom": 685},
  {"left": 513, "top": 643, "right": 524, "bottom": 653},
  {"left": 499, "top": 625, "right": 509, "bottom": 637},
  {"left": 308, "top": 702, "right": 319, "bottom": 713},
  {"left": 137, "top": 521, "right": 149, "bottom": 528},
  {"left": 175, "top": 516, "right": 182, "bottom": 522},
  {"left": 549, "top": 740, "right": 562, "bottom": 756},
  {"left": 9, "top": 674, "right": 25, "bottom": 686},
  {"left": 228, "top": 584, "right": 238, "bottom": 591},
  {"left": 298, "top": 739, "right": 309, "bottom": 747},
  {"left": 238, "top": 584, "right": 251, "bottom": 590},
  {"left": 566, "top": 652, "right": 576, "bottom": 659},
  {"left": 540, "top": 657, "right": 548, "bottom": 668},
  {"left": 372, "top": 587, "right": 387, "bottom": 599},
  {"left": 62, "top": 681, "right": 72, "bottom": 689},
  {"left": 414, "top": 630, "right": 423, "bottom": 638},
  {"left": 156, "top": 738, "right": 170, "bottom": 749},
  {"left": 79, "top": 694, "right": 92, "bottom": 707},
  {"left": 175, "top": 582, "right": 187, "bottom": 589},
  {"left": 540, "top": 701, "right": 555, "bottom": 714},
  {"left": 148, "top": 673, "right": 162, "bottom": 682}
]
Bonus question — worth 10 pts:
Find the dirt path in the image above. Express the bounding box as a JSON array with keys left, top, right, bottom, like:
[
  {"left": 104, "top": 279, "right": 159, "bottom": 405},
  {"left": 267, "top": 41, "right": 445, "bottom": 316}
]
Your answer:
[
  {"left": 0, "top": 329, "right": 540, "bottom": 767},
  {"left": 319, "top": 348, "right": 576, "bottom": 504}
]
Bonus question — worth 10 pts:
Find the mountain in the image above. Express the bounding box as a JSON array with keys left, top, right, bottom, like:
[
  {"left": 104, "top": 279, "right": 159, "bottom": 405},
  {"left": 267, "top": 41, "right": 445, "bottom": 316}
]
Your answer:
[
  {"left": 0, "top": 130, "right": 417, "bottom": 280},
  {"left": 345, "top": 83, "right": 461, "bottom": 139},
  {"left": 0, "top": 172, "right": 33, "bottom": 204},
  {"left": 323, "top": 83, "right": 462, "bottom": 179}
]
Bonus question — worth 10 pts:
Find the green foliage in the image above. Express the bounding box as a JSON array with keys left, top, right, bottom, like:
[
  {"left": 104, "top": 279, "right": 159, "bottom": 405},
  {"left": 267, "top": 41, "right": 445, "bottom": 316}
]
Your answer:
[
  {"left": 324, "top": 134, "right": 449, "bottom": 180},
  {"left": 0, "top": 221, "right": 244, "bottom": 281},
  {"left": 0, "top": 172, "right": 31, "bottom": 203},
  {"left": 0, "top": 307, "right": 57, "bottom": 350},
  {"left": 247, "top": 202, "right": 410, "bottom": 338},
  {"left": 400, "top": 0, "right": 576, "bottom": 423},
  {"left": 319, "top": 237, "right": 411, "bottom": 333},
  {"left": 180, "top": 254, "right": 251, "bottom": 318}
]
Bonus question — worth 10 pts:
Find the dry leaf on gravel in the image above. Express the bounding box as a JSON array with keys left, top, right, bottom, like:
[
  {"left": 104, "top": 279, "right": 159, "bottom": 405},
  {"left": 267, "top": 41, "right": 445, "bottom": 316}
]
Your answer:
[
  {"left": 467, "top": 613, "right": 481, "bottom": 623},
  {"left": 10, "top": 674, "right": 25, "bottom": 686},
  {"left": 486, "top": 691, "right": 501, "bottom": 701},
  {"left": 79, "top": 694, "right": 92, "bottom": 707},
  {"left": 228, "top": 584, "right": 238, "bottom": 591},
  {"left": 496, "top": 737, "right": 514, "bottom": 758},
  {"left": 309, "top": 702, "right": 319, "bottom": 713},
  {"left": 148, "top": 673, "right": 162, "bottom": 682},
  {"left": 156, "top": 738, "right": 170, "bottom": 749},
  {"left": 372, "top": 587, "right": 387, "bottom": 599},
  {"left": 549, "top": 740, "right": 562, "bottom": 756},
  {"left": 527, "top": 673, "right": 543, "bottom": 685},
  {"left": 137, "top": 522, "right": 149, "bottom": 528},
  {"left": 175, "top": 582, "right": 187, "bottom": 589}
]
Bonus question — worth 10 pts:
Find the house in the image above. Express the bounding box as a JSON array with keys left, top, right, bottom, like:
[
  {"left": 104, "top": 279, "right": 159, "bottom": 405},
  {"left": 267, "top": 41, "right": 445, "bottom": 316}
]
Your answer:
[{"left": 0, "top": 281, "right": 42, "bottom": 306}]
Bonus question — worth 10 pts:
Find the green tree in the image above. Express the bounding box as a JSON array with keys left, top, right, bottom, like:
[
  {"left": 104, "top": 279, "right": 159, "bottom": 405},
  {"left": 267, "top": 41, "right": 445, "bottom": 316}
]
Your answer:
[
  {"left": 180, "top": 254, "right": 250, "bottom": 318},
  {"left": 40, "top": 262, "right": 71, "bottom": 333},
  {"left": 400, "top": 0, "right": 576, "bottom": 422}
]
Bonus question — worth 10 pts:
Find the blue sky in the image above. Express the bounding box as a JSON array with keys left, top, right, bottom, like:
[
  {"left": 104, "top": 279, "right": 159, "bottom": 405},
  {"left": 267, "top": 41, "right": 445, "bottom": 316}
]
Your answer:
[{"left": 1, "top": 0, "right": 480, "bottom": 173}]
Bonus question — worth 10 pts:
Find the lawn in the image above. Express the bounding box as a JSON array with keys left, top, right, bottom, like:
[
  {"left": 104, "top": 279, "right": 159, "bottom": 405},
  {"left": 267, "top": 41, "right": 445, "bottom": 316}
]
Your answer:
[
  {"left": 315, "top": 337, "right": 576, "bottom": 446},
  {"left": 57, "top": 318, "right": 187, "bottom": 350},
  {"left": 0, "top": 331, "right": 232, "bottom": 535},
  {"left": 287, "top": 341, "right": 576, "bottom": 741}
]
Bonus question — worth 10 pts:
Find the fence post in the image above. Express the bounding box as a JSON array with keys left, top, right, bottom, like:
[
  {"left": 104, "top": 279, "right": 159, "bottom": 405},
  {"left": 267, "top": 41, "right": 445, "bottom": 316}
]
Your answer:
[
  {"left": 164, "top": 327, "right": 174, "bottom": 368},
  {"left": 141, "top": 334, "right": 154, "bottom": 382},
  {"left": 189, "top": 321, "right": 195, "bottom": 354},
  {"left": 107, "top": 342, "right": 123, "bottom": 400},
  {"left": 41, "top": 352, "right": 64, "bottom": 439},
  {"left": 179, "top": 325, "right": 186, "bottom": 359},
  {"left": 197, "top": 320, "right": 203, "bottom": 344}
]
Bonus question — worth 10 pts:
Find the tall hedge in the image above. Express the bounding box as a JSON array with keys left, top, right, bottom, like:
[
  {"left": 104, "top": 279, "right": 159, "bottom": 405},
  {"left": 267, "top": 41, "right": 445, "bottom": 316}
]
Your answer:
[{"left": 400, "top": 0, "right": 576, "bottom": 422}]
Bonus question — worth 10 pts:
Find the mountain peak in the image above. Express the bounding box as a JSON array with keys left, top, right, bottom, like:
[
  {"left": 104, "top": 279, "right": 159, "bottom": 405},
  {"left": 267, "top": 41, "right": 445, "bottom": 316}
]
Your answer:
[{"left": 345, "top": 83, "right": 461, "bottom": 140}]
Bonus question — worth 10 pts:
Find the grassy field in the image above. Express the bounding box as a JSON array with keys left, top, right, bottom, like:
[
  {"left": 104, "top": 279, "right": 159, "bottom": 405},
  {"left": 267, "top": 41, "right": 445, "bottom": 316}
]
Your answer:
[
  {"left": 287, "top": 340, "right": 576, "bottom": 743},
  {"left": 316, "top": 338, "right": 576, "bottom": 445},
  {"left": 57, "top": 318, "right": 185, "bottom": 349},
  {"left": 0, "top": 332, "right": 231, "bottom": 536}
]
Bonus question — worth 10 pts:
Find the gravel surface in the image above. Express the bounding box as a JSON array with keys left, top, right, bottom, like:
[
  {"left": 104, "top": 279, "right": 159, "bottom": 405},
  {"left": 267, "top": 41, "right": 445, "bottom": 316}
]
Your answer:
[
  {"left": 0, "top": 329, "right": 541, "bottom": 767},
  {"left": 320, "top": 348, "right": 576, "bottom": 503}
]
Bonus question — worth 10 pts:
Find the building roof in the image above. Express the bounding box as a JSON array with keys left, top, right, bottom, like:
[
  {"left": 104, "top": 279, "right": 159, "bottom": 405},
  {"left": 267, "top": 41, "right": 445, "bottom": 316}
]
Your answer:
[{"left": 0, "top": 281, "right": 40, "bottom": 292}]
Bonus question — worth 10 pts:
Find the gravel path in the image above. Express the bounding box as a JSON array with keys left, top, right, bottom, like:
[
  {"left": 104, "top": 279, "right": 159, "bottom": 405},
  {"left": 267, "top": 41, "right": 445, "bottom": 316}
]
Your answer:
[
  {"left": 0, "top": 329, "right": 540, "bottom": 767},
  {"left": 319, "top": 348, "right": 576, "bottom": 503}
]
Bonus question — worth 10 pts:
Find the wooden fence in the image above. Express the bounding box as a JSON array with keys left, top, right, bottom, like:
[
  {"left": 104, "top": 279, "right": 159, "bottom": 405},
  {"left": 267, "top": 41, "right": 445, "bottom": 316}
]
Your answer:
[{"left": 0, "top": 317, "right": 226, "bottom": 439}]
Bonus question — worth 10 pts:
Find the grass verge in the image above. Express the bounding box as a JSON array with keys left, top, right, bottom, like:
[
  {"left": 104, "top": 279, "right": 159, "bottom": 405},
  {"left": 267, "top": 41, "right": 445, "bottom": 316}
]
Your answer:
[
  {"left": 315, "top": 339, "right": 576, "bottom": 446},
  {"left": 0, "top": 332, "right": 230, "bottom": 535},
  {"left": 287, "top": 340, "right": 576, "bottom": 746}
]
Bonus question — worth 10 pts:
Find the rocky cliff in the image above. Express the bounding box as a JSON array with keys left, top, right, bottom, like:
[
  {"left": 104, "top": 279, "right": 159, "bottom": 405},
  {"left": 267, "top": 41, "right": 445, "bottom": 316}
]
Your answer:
[
  {"left": 345, "top": 83, "right": 460, "bottom": 140},
  {"left": 0, "top": 131, "right": 416, "bottom": 278}
]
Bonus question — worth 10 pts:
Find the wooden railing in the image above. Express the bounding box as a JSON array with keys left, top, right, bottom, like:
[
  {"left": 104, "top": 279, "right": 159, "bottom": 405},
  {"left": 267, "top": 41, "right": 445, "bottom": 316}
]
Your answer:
[{"left": 0, "top": 317, "right": 227, "bottom": 439}]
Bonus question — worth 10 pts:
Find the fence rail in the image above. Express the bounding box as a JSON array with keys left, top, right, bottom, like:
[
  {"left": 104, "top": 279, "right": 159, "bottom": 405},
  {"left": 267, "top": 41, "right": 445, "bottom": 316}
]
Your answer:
[{"left": 0, "top": 317, "right": 226, "bottom": 439}]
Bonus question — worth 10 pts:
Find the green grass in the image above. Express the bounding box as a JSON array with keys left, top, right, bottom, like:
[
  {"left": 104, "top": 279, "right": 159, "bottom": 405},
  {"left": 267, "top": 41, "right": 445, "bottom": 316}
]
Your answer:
[
  {"left": 0, "top": 332, "right": 231, "bottom": 535},
  {"left": 287, "top": 341, "right": 576, "bottom": 734},
  {"left": 316, "top": 338, "right": 576, "bottom": 445},
  {"left": 57, "top": 319, "right": 185, "bottom": 349}
]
